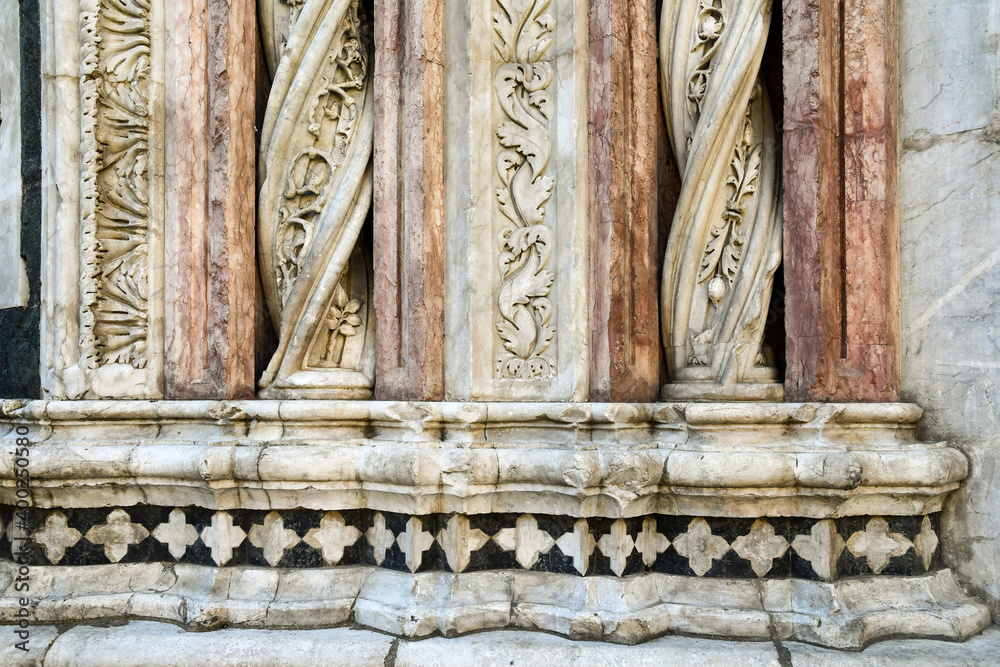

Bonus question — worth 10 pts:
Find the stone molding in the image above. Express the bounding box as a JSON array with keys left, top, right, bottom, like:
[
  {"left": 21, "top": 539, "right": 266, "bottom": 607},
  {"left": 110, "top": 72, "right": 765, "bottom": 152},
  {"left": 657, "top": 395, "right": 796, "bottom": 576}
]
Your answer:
[
  {"left": 0, "top": 401, "right": 967, "bottom": 518},
  {"left": 0, "top": 563, "right": 988, "bottom": 649}
]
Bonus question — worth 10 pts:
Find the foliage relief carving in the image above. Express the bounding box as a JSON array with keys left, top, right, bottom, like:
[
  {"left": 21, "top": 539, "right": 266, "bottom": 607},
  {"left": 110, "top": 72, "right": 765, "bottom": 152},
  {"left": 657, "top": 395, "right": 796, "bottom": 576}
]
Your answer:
[
  {"left": 79, "top": 0, "right": 152, "bottom": 370},
  {"left": 492, "top": 0, "right": 556, "bottom": 380},
  {"left": 257, "top": 0, "right": 375, "bottom": 397},
  {"left": 659, "top": 0, "right": 782, "bottom": 394}
]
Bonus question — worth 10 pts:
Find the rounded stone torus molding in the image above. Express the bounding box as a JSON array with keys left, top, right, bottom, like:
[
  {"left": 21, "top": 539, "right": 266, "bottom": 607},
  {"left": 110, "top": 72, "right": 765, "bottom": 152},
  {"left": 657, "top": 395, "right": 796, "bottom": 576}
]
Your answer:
[
  {"left": 0, "top": 563, "right": 989, "bottom": 650},
  {"left": 0, "top": 400, "right": 967, "bottom": 517},
  {"left": 0, "top": 400, "right": 988, "bottom": 648}
]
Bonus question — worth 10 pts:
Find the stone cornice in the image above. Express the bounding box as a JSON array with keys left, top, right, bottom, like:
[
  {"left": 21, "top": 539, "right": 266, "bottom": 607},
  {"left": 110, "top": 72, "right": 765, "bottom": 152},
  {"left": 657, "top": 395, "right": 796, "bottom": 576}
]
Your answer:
[{"left": 0, "top": 401, "right": 967, "bottom": 518}]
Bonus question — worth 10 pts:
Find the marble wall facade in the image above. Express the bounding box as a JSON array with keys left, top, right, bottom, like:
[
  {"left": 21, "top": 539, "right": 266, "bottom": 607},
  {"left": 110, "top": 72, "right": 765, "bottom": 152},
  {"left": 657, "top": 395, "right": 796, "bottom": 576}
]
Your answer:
[
  {"left": 897, "top": 0, "right": 1000, "bottom": 619},
  {"left": 0, "top": 0, "right": 998, "bottom": 655}
]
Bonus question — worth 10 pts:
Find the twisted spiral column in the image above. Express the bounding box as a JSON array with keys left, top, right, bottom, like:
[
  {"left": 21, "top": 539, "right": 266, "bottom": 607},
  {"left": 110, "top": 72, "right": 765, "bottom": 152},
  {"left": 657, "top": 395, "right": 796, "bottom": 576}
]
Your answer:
[{"left": 659, "top": 0, "right": 783, "bottom": 400}]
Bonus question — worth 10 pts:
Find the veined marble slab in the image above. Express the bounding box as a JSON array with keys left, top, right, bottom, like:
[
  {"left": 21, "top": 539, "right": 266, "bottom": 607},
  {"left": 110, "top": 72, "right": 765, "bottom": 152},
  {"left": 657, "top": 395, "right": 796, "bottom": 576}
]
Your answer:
[
  {"left": 445, "top": 0, "right": 590, "bottom": 401},
  {"left": 0, "top": 0, "right": 26, "bottom": 310}
]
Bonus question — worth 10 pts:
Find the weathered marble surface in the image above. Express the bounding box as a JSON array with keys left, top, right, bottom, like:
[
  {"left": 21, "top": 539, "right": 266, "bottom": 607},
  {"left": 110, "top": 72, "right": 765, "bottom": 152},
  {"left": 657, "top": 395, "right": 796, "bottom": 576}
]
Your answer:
[
  {"left": 8, "top": 623, "right": 1000, "bottom": 667},
  {"left": 0, "top": 563, "right": 987, "bottom": 648},
  {"left": 6, "top": 623, "right": 1000, "bottom": 667},
  {"left": 444, "top": 0, "right": 590, "bottom": 402},
  {"left": 163, "top": 0, "right": 257, "bottom": 400},
  {"left": 783, "top": 0, "right": 900, "bottom": 402},
  {"left": 0, "top": 0, "right": 26, "bottom": 310},
  {"left": 587, "top": 0, "right": 671, "bottom": 402},
  {"left": 0, "top": 400, "right": 968, "bottom": 518},
  {"left": 373, "top": 0, "right": 446, "bottom": 401},
  {"left": 898, "top": 0, "right": 1000, "bottom": 618},
  {"left": 39, "top": 0, "right": 164, "bottom": 399}
]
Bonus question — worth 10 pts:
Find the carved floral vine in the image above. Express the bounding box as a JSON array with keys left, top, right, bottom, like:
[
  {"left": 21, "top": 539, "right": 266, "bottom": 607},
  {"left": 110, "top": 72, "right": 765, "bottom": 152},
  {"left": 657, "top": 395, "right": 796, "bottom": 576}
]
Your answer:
[
  {"left": 492, "top": 0, "right": 556, "bottom": 380},
  {"left": 699, "top": 94, "right": 761, "bottom": 302},
  {"left": 274, "top": 4, "right": 366, "bottom": 307},
  {"left": 79, "top": 0, "right": 152, "bottom": 370},
  {"left": 687, "top": 0, "right": 726, "bottom": 125},
  {"left": 319, "top": 279, "right": 362, "bottom": 367}
]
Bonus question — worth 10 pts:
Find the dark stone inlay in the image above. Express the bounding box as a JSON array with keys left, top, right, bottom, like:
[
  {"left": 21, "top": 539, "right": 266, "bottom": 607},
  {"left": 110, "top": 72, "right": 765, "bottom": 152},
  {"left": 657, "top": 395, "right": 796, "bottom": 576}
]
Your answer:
[{"left": 8, "top": 505, "right": 944, "bottom": 582}]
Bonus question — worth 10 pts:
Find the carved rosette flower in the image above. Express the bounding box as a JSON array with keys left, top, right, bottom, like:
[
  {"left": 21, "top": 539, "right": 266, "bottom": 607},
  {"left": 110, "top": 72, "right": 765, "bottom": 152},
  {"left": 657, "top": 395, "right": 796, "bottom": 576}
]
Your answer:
[
  {"left": 257, "top": 0, "right": 375, "bottom": 397},
  {"left": 492, "top": 0, "right": 557, "bottom": 380},
  {"left": 659, "top": 0, "right": 783, "bottom": 399}
]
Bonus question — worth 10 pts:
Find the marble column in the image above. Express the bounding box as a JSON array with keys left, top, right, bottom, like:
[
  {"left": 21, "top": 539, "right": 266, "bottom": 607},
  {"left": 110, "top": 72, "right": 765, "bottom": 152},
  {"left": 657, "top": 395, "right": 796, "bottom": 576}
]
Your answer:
[
  {"left": 163, "top": 0, "right": 257, "bottom": 399},
  {"left": 372, "top": 0, "right": 446, "bottom": 401},
  {"left": 783, "top": 0, "right": 900, "bottom": 402},
  {"left": 587, "top": 0, "right": 674, "bottom": 402}
]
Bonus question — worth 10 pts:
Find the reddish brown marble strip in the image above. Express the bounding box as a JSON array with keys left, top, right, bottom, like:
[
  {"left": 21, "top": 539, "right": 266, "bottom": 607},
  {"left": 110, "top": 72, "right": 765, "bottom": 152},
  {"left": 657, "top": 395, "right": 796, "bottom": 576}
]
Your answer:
[
  {"left": 588, "top": 0, "right": 674, "bottom": 402},
  {"left": 372, "top": 0, "right": 446, "bottom": 401},
  {"left": 783, "top": 0, "right": 899, "bottom": 402},
  {"left": 163, "top": 0, "right": 257, "bottom": 400}
]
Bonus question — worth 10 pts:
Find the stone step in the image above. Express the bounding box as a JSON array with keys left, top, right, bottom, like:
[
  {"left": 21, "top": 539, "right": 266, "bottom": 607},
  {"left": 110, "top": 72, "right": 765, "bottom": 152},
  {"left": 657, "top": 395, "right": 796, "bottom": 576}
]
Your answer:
[{"left": 2, "top": 623, "right": 998, "bottom": 666}]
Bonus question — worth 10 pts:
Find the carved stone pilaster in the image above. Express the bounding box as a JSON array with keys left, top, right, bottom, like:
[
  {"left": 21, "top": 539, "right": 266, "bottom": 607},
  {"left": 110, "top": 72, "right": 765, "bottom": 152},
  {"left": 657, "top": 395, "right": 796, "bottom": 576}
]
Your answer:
[
  {"left": 40, "top": 0, "right": 164, "bottom": 399},
  {"left": 257, "top": 0, "right": 375, "bottom": 398},
  {"left": 445, "top": 0, "right": 589, "bottom": 401},
  {"left": 659, "top": 0, "right": 783, "bottom": 401}
]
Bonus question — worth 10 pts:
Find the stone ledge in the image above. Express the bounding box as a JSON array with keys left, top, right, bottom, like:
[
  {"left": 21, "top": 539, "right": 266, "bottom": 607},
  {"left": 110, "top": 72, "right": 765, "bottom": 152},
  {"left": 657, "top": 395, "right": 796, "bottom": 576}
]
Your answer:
[
  {"left": 0, "top": 401, "right": 967, "bottom": 518},
  {"left": 2, "top": 623, "right": 1000, "bottom": 666},
  {"left": 0, "top": 563, "right": 989, "bottom": 649}
]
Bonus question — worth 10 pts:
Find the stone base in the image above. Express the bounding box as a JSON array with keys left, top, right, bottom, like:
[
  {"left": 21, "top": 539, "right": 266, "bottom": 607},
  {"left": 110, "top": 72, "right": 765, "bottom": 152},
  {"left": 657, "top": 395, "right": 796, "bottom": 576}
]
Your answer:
[
  {"left": 0, "top": 400, "right": 987, "bottom": 652},
  {"left": 5, "top": 623, "right": 1000, "bottom": 667},
  {"left": 0, "top": 563, "right": 989, "bottom": 649}
]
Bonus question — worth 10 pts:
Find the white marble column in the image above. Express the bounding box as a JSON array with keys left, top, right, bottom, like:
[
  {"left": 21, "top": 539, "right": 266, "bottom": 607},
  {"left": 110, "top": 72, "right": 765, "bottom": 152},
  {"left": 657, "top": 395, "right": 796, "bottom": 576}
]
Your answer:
[{"left": 445, "top": 0, "right": 589, "bottom": 401}]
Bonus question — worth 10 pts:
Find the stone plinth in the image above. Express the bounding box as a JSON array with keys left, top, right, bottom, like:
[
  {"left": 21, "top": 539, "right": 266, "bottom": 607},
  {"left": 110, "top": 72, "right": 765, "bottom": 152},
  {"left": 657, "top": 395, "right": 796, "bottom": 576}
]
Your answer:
[
  {"left": 0, "top": 399, "right": 989, "bottom": 648},
  {"left": 444, "top": 0, "right": 590, "bottom": 402}
]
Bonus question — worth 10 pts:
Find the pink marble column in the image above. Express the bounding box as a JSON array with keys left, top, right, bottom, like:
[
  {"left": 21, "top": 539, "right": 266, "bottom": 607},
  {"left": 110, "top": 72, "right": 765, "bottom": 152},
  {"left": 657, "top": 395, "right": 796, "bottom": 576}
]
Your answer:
[
  {"left": 372, "top": 0, "right": 446, "bottom": 401},
  {"left": 588, "top": 0, "right": 676, "bottom": 402},
  {"left": 163, "top": 0, "right": 257, "bottom": 399},
  {"left": 783, "top": 0, "right": 899, "bottom": 402}
]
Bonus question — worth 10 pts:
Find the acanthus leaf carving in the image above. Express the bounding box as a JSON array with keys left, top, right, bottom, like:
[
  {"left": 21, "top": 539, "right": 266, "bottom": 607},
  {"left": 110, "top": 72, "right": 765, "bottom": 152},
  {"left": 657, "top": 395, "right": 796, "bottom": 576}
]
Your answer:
[
  {"left": 492, "top": 1, "right": 557, "bottom": 381},
  {"left": 79, "top": 0, "right": 152, "bottom": 372}
]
